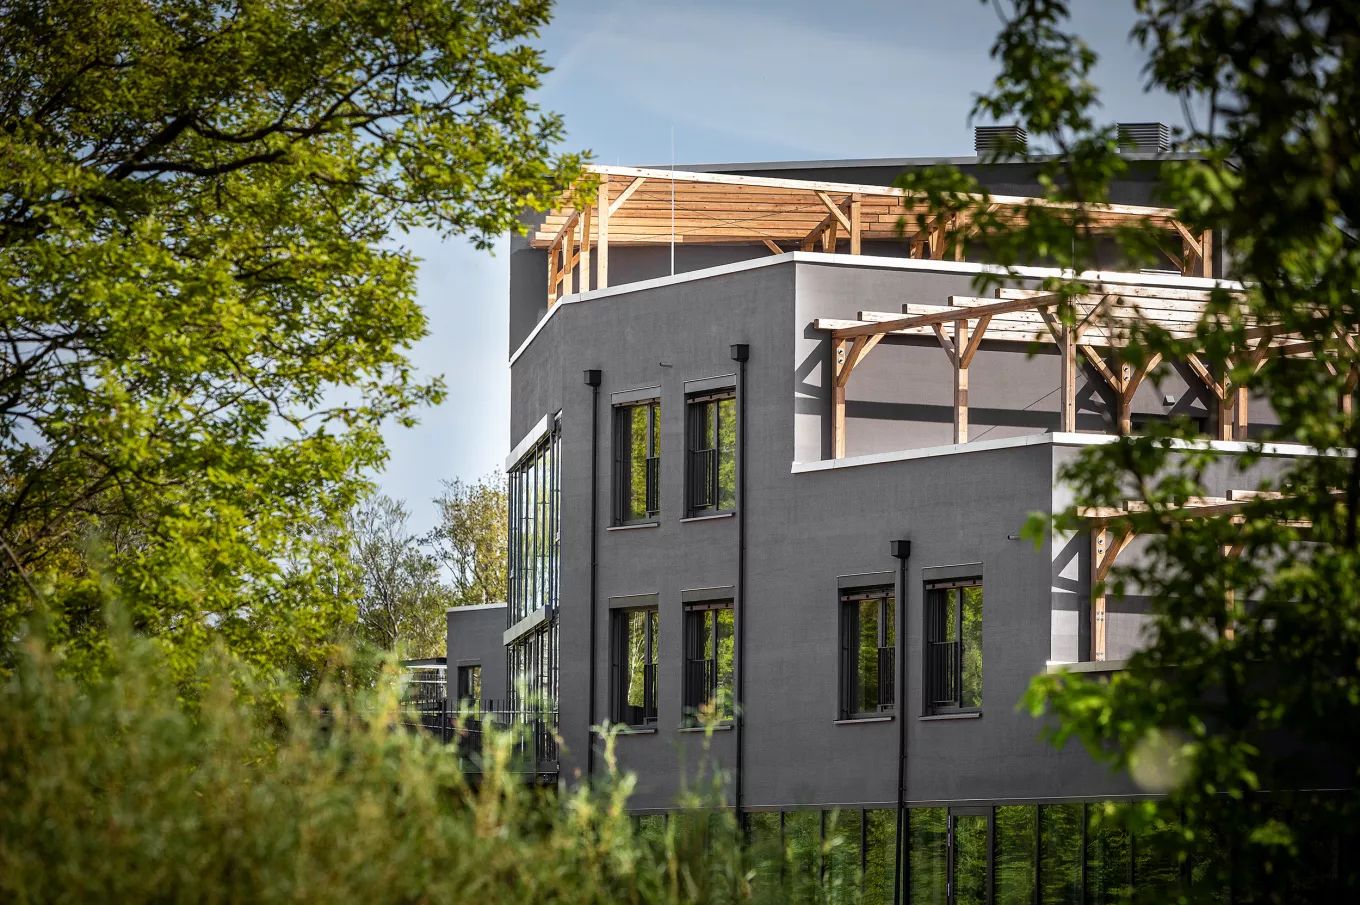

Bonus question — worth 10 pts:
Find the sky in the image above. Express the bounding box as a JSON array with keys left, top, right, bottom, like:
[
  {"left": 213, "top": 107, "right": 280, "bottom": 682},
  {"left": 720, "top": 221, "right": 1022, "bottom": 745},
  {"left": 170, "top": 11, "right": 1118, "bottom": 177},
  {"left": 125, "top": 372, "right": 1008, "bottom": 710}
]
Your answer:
[{"left": 377, "top": 0, "right": 1188, "bottom": 533}]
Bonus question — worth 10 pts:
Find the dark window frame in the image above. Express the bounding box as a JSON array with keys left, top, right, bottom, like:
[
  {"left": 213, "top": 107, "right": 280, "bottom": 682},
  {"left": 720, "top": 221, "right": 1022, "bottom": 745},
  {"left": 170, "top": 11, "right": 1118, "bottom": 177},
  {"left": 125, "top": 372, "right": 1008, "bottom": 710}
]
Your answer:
[
  {"left": 685, "top": 389, "right": 737, "bottom": 516},
  {"left": 839, "top": 587, "right": 896, "bottom": 719},
  {"left": 456, "top": 663, "right": 481, "bottom": 703},
  {"left": 682, "top": 601, "right": 734, "bottom": 725},
  {"left": 613, "top": 398, "right": 661, "bottom": 524},
  {"left": 610, "top": 607, "right": 659, "bottom": 726},
  {"left": 923, "top": 577, "right": 983, "bottom": 714}
]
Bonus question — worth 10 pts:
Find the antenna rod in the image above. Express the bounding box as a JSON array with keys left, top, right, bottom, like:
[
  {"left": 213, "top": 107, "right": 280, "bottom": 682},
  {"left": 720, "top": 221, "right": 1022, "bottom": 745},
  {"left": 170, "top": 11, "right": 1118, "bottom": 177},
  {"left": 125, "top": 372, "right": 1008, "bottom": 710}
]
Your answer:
[{"left": 670, "top": 127, "right": 675, "bottom": 276}]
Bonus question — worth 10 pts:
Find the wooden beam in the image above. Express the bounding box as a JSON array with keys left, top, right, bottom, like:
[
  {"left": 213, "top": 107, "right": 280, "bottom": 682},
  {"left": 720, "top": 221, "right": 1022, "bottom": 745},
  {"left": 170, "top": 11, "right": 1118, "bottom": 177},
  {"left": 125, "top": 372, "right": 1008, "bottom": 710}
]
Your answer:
[
  {"left": 762, "top": 239, "right": 783, "bottom": 255},
  {"left": 832, "top": 340, "right": 847, "bottom": 459},
  {"left": 1172, "top": 221, "right": 1203, "bottom": 258},
  {"left": 959, "top": 315, "right": 991, "bottom": 369},
  {"left": 831, "top": 293, "right": 1061, "bottom": 340},
  {"left": 578, "top": 203, "right": 592, "bottom": 293},
  {"left": 597, "top": 179, "right": 610, "bottom": 289},
  {"left": 1060, "top": 322, "right": 1077, "bottom": 432},
  {"left": 607, "top": 176, "right": 646, "bottom": 216},
  {"left": 547, "top": 237, "right": 559, "bottom": 305},
  {"left": 816, "top": 191, "right": 852, "bottom": 231},
  {"left": 1119, "top": 353, "right": 1162, "bottom": 435},
  {"left": 1091, "top": 525, "right": 1135, "bottom": 662},
  {"left": 932, "top": 324, "right": 957, "bottom": 365},
  {"left": 954, "top": 319, "right": 969, "bottom": 444},
  {"left": 849, "top": 194, "right": 862, "bottom": 255}
]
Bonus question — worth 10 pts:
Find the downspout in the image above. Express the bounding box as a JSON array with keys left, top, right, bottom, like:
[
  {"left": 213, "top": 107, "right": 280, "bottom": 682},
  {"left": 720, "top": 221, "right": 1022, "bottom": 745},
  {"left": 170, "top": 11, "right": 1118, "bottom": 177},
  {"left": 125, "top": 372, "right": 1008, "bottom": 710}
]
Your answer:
[
  {"left": 730, "top": 343, "right": 750, "bottom": 819},
  {"left": 890, "top": 538, "right": 912, "bottom": 905},
  {"left": 584, "top": 368, "right": 602, "bottom": 781}
]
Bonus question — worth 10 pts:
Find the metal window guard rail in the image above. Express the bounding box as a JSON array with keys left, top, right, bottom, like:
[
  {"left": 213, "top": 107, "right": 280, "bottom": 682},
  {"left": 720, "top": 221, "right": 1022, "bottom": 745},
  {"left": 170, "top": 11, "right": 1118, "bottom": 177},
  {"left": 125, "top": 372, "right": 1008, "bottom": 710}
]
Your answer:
[
  {"left": 398, "top": 697, "right": 560, "bottom": 775},
  {"left": 925, "top": 640, "right": 959, "bottom": 709}
]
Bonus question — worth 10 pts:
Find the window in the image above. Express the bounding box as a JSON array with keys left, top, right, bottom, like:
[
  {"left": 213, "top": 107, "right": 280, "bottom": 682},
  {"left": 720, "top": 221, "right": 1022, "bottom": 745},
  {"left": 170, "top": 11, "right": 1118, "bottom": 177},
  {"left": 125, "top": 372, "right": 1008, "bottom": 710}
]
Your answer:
[
  {"left": 683, "top": 602, "right": 733, "bottom": 723},
  {"left": 614, "top": 399, "right": 660, "bottom": 522},
  {"left": 686, "top": 390, "right": 736, "bottom": 515},
  {"left": 611, "top": 608, "right": 659, "bottom": 725},
  {"left": 924, "top": 578, "right": 983, "bottom": 712},
  {"left": 507, "top": 420, "right": 561, "bottom": 623},
  {"left": 839, "top": 587, "right": 895, "bottom": 718},
  {"left": 456, "top": 664, "right": 481, "bottom": 703}
]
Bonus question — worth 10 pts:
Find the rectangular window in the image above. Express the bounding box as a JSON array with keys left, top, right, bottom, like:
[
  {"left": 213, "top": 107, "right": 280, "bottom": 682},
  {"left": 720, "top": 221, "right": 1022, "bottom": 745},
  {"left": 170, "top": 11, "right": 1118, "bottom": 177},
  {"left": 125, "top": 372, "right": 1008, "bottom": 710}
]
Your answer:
[
  {"left": 683, "top": 602, "right": 734, "bottom": 724},
  {"left": 614, "top": 399, "right": 660, "bottom": 523},
  {"left": 839, "top": 587, "right": 895, "bottom": 718},
  {"left": 456, "top": 664, "right": 481, "bottom": 703},
  {"left": 611, "top": 607, "right": 659, "bottom": 726},
  {"left": 924, "top": 578, "right": 983, "bottom": 713},
  {"left": 686, "top": 390, "right": 736, "bottom": 515},
  {"left": 507, "top": 420, "right": 561, "bottom": 623}
]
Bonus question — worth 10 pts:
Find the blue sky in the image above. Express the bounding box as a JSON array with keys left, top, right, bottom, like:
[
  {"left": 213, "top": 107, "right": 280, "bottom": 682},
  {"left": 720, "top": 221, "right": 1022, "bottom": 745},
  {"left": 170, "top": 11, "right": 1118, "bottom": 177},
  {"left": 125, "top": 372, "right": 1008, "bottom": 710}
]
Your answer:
[{"left": 377, "top": 0, "right": 1186, "bottom": 532}]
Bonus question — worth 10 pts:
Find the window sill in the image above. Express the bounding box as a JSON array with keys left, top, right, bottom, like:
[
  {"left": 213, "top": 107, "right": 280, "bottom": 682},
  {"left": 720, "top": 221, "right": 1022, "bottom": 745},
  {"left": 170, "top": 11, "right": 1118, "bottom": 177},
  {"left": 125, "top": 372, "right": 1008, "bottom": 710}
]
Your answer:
[
  {"left": 678, "top": 723, "right": 734, "bottom": 733},
  {"left": 834, "top": 715, "right": 895, "bottom": 725},
  {"left": 680, "top": 512, "right": 735, "bottom": 523},
  {"left": 607, "top": 522, "right": 659, "bottom": 532},
  {"left": 614, "top": 726, "right": 658, "bottom": 735},
  {"left": 919, "top": 711, "right": 982, "bottom": 722}
]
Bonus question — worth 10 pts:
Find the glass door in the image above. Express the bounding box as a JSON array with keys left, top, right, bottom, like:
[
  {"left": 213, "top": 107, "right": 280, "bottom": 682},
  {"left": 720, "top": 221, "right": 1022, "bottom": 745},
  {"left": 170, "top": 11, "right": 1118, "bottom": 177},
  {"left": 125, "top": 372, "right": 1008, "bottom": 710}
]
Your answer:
[{"left": 949, "top": 810, "right": 991, "bottom": 905}]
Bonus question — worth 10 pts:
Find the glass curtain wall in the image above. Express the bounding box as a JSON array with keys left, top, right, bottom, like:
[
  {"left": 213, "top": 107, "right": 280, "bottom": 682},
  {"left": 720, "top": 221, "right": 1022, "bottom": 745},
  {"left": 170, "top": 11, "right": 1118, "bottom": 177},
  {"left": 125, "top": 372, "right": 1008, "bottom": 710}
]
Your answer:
[{"left": 507, "top": 421, "right": 561, "bottom": 624}]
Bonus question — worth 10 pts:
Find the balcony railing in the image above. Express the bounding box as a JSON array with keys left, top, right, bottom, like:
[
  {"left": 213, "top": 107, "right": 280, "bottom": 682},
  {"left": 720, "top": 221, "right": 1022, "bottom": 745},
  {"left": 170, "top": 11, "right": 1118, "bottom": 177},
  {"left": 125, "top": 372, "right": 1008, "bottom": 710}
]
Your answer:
[
  {"left": 399, "top": 697, "right": 559, "bottom": 778},
  {"left": 925, "top": 640, "right": 959, "bottom": 710}
]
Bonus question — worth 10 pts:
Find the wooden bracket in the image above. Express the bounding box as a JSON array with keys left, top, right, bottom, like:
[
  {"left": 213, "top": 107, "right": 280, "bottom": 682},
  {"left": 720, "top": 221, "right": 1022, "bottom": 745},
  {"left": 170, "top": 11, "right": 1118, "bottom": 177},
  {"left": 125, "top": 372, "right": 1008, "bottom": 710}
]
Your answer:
[{"left": 1091, "top": 523, "right": 1136, "bottom": 661}]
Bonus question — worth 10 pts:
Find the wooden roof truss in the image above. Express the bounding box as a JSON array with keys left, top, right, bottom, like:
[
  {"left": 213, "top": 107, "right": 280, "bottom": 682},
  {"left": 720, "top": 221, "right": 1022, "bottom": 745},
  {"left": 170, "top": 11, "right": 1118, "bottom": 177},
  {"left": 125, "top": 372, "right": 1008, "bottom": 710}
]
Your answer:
[
  {"left": 814, "top": 287, "right": 1357, "bottom": 459},
  {"left": 1077, "top": 490, "right": 1326, "bottom": 661},
  {"left": 536, "top": 165, "right": 1212, "bottom": 306}
]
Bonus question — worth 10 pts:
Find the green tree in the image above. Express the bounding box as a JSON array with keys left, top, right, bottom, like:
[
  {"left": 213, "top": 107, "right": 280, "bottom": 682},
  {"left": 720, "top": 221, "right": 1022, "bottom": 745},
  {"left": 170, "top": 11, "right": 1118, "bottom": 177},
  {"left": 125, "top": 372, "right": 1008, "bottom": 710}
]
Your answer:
[
  {"left": 349, "top": 494, "right": 450, "bottom": 658},
  {"left": 428, "top": 471, "right": 508, "bottom": 607},
  {"left": 0, "top": 0, "right": 579, "bottom": 681},
  {"left": 898, "top": 1, "right": 1360, "bottom": 899}
]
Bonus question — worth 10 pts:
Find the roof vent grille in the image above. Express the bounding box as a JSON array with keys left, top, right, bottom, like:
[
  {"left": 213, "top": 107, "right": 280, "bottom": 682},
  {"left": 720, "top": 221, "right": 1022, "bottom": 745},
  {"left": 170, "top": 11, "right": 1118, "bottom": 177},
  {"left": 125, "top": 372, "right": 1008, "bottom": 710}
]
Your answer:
[
  {"left": 974, "top": 125, "right": 1028, "bottom": 155},
  {"left": 1117, "top": 122, "right": 1170, "bottom": 153}
]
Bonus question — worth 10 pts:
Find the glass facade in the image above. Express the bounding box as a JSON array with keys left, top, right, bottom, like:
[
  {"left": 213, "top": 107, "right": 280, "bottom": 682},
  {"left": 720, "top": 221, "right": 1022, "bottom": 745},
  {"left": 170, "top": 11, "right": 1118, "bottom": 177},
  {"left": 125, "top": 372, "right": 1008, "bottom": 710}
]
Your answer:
[
  {"left": 507, "top": 421, "right": 560, "bottom": 625},
  {"left": 717, "top": 802, "right": 1248, "bottom": 905}
]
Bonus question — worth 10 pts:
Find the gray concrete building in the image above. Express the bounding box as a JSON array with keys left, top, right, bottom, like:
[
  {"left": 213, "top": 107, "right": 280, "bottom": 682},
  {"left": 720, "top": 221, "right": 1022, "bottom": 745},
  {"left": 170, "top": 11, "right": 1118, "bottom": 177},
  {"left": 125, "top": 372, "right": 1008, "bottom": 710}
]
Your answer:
[{"left": 446, "top": 137, "right": 1312, "bottom": 903}]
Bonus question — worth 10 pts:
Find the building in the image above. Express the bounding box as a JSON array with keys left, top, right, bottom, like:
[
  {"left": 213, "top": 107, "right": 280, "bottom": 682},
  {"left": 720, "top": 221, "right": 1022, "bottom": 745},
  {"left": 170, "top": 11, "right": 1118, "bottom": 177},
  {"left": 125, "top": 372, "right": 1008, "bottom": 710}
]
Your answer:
[{"left": 446, "top": 127, "right": 1311, "bottom": 902}]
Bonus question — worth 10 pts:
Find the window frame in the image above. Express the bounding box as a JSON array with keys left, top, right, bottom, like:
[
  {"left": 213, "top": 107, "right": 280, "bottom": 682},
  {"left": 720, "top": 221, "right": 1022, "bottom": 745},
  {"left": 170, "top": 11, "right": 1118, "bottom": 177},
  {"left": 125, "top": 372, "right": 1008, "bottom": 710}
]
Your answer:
[
  {"left": 613, "top": 398, "right": 661, "bottom": 524},
  {"left": 923, "top": 577, "right": 984, "bottom": 715},
  {"left": 610, "top": 607, "right": 660, "bottom": 727},
  {"left": 838, "top": 586, "right": 896, "bottom": 719},
  {"left": 685, "top": 389, "right": 737, "bottom": 516},
  {"left": 456, "top": 663, "right": 482, "bottom": 704},
  {"left": 682, "top": 601, "right": 734, "bottom": 725}
]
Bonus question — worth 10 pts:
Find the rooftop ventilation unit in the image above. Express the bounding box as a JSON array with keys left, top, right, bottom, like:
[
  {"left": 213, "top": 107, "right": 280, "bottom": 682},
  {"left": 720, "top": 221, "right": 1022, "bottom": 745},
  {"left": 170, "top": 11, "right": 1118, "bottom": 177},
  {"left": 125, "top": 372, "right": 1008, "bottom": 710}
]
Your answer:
[
  {"left": 974, "top": 125, "right": 1028, "bottom": 155},
  {"left": 1117, "top": 122, "right": 1170, "bottom": 153}
]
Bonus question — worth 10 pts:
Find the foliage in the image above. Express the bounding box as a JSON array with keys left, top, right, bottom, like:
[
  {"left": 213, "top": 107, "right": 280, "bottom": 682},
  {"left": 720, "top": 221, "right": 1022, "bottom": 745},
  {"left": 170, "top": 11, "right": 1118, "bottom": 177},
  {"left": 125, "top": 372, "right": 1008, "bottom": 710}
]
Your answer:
[
  {"left": 0, "top": 0, "right": 580, "bottom": 684},
  {"left": 349, "top": 493, "right": 452, "bottom": 658},
  {"left": 0, "top": 610, "right": 868, "bottom": 905},
  {"left": 429, "top": 470, "right": 509, "bottom": 607},
  {"left": 896, "top": 0, "right": 1360, "bottom": 900}
]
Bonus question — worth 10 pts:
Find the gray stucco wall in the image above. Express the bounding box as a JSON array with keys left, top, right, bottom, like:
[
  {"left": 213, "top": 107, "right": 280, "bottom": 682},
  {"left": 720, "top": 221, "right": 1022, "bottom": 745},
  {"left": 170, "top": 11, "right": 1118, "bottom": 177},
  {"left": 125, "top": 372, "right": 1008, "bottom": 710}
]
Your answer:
[
  {"left": 446, "top": 603, "right": 508, "bottom": 705},
  {"left": 500, "top": 252, "right": 1307, "bottom": 813}
]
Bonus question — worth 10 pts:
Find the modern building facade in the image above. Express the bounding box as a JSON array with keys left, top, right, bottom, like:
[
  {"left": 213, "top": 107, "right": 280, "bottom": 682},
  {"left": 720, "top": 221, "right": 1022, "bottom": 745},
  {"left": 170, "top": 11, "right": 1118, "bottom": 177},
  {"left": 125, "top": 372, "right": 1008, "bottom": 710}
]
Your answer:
[{"left": 447, "top": 132, "right": 1313, "bottom": 902}]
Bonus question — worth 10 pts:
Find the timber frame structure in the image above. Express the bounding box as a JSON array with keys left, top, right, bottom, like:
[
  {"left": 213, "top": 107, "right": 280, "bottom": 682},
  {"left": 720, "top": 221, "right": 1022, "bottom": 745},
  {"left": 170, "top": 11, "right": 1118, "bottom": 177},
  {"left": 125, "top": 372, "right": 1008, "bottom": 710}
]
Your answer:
[
  {"left": 533, "top": 164, "right": 1213, "bottom": 306},
  {"left": 814, "top": 287, "right": 1357, "bottom": 459}
]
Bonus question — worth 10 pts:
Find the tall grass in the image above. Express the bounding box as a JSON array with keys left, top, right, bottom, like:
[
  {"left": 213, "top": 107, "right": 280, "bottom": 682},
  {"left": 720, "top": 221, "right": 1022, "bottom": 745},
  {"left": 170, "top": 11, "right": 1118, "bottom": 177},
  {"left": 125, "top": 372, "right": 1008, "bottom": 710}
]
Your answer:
[{"left": 0, "top": 617, "right": 852, "bottom": 904}]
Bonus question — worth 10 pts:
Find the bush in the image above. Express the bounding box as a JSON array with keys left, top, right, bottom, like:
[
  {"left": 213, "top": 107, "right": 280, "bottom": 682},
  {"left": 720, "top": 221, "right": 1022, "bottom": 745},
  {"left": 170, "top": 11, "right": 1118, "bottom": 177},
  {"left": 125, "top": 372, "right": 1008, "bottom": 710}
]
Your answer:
[{"left": 0, "top": 616, "right": 851, "bottom": 905}]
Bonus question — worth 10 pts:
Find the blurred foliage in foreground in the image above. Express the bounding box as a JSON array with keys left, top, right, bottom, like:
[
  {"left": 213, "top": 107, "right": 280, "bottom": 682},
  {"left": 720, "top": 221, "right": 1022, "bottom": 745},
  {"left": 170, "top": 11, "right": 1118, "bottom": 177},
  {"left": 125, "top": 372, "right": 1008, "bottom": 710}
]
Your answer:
[{"left": 0, "top": 610, "right": 848, "bottom": 905}]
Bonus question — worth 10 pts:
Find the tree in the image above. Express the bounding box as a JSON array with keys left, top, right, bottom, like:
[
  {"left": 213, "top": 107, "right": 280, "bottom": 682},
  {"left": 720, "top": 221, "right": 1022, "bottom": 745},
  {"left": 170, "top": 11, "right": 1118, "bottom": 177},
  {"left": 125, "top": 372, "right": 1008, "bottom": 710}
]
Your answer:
[
  {"left": 899, "top": 1, "right": 1360, "bottom": 898},
  {"left": 348, "top": 494, "right": 450, "bottom": 658},
  {"left": 0, "top": 0, "right": 579, "bottom": 681},
  {"left": 428, "top": 471, "right": 508, "bottom": 607}
]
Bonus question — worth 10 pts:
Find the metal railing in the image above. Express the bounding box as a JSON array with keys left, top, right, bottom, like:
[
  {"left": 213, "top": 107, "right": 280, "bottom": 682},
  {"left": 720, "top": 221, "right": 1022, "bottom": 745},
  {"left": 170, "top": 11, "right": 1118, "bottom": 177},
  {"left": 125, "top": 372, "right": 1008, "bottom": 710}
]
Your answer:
[
  {"left": 878, "top": 647, "right": 896, "bottom": 709},
  {"left": 925, "top": 640, "right": 959, "bottom": 709},
  {"left": 645, "top": 455, "right": 660, "bottom": 515},
  {"left": 398, "top": 697, "right": 559, "bottom": 777},
  {"left": 688, "top": 447, "right": 716, "bottom": 511}
]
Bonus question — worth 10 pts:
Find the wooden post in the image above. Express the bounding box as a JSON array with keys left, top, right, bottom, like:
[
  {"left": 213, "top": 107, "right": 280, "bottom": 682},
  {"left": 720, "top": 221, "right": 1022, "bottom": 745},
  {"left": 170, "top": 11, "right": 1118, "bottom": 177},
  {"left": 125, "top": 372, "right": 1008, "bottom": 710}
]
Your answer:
[
  {"left": 1060, "top": 322, "right": 1077, "bottom": 432},
  {"left": 547, "top": 240, "right": 559, "bottom": 306},
  {"left": 578, "top": 204, "right": 592, "bottom": 293},
  {"left": 1092, "top": 526, "right": 1107, "bottom": 662},
  {"left": 561, "top": 231, "right": 573, "bottom": 297},
  {"left": 1233, "top": 385, "right": 1249, "bottom": 440},
  {"left": 832, "top": 340, "right": 847, "bottom": 458},
  {"left": 597, "top": 178, "right": 610, "bottom": 290},
  {"left": 1118, "top": 362, "right": 1133, "bottom": 435},
  {"left": 849, "top": 194, "right": 862, "bottom": 255},
  {"left": 954, "top": 319, "right": 969, "bottom": 444},
  {"left": 1201, "top": 229, "right": 1213, "bottom": 278}
]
